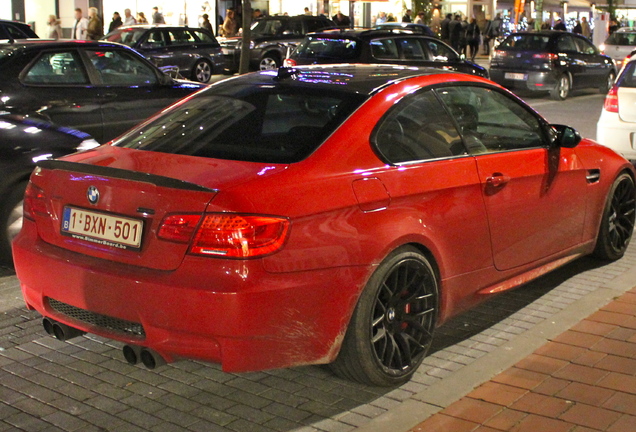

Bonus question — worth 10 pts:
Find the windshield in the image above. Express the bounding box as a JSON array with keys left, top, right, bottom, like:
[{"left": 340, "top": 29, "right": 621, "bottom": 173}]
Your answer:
[
  {"left": 114, "top": 85, "right": 367, "bottom": 163},
  {"left": 295, "top": 37, "right": 360, "bottom": 60},
  {"left": 498, "top": 35, "right": 550, "bottom": 51},
  {"left": 605, "top": 31, "right": 636, "bottom": 46},
  {"left": 103, "top": 29, "right": 147, "bottom": 46},
  {"left": 250, "top": 19, "right": 285, "bottom": 36}
]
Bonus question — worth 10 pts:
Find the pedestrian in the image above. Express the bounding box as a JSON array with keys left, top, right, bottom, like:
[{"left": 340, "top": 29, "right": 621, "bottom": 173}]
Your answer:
[
  {"left": 387, "top": 13, "right": 396, "bottom": 22},
  {"left": 123, "top": 8, "right": 136, "bottom": 26},
  {"left": 573, "top": 20, "right": 582, "bottom": 34},
  {"left": 581, "top": 17, "right": 591, "bottom": 38},
  {"left": 332, "top": 11, "right": 351, "bottom": 27},
  {"left": 137, "top": 12, "right": 148, "bottom": 24},
  {"left": 440, "top": 13, "right": 452, "bottom": 44},
  {"left": 152, "top": 7, "right": 165, "bottom": 24},
  {"left": 541, "top": 20, "right": 551, "bottom": 30},
  {"left": 466, "top": 18, "right": 481, "bottom": 61},
  {"left": 482, "top": 16, "right": 492, "bottom": 54},
  {"left": 449, "top": 15, "right": 462, "bottom": 51},
  {"left": 414, "top": 11, "right": 425, "bottom": 25},
  {"left": 108, "top": 12, "right": 122, "bottom": 34},
  {"left": 201, "top": 13, "right": 213, "bottom": 33},
  {"left": 376, "top": 12, "right": 387, "bottom": 25},
  {"left": 458, "top": 16, "right": 469, "bottom": 56},
  {"left": 403, "top": 9, "right": 413, "bottom": 23},
  {"left": 304, "top": 7, "right": 311, "bottom": 16},
  {"left": 554, "top": 19, "right": 566, "bottom": 31},
  {"left": 72, "top": 8, "right": 89, "bottom": 40},
  {"left": 252, "top": 9, "right": 263, "bottom": 22},
  {"left": 47, "top": 14, "right": 62, "bottom": 39},
  {"left": 220, "top": 8, "right": 238, "bottom": 37},
  {"left": 86, "top": 7, "right": 103, "bottom": 40}
]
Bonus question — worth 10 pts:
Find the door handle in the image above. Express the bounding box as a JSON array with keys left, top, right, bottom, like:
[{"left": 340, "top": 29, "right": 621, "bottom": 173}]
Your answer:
[
  {"left": 99, "top": 92, "right": 118, "bottom": 99},
  {"left": 486, "top": 173, "right": 511, "bottom": 188}
]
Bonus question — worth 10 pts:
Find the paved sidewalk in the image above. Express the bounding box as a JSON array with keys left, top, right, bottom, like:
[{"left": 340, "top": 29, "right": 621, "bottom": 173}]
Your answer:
[{"left": 409, "top": 287, "right": 636, "bottom": 432}]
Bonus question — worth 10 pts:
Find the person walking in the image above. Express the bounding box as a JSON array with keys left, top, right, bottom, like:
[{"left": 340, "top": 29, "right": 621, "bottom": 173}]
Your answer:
[
  {"left": 201, "top": 14, "right": 213, "bottom": 33},
  {"left": 137, "top": 12, "right": 148, "bottom": 24},
  {"left": 414, "top": 11, "right": 425, "bottom": 25},
  {"left": 152, "top": 7, "right": 165, "bottom": 24},
  {"left": 440, "top": 13, "right": 452, "bottom": 44},
  {"left": 402, "top": 9, "right": 413, "bottom": 23},
  {"left": 86, "top": 7, "right": 103, "bottom": 40},
  {"left": 123, "top": 9, "right": 136, "bottom": 26},
  {"left": 220, "top": 8, "right": 238, "bottom": 37},
  {"left": 466, "top": 18, "right": 481, "bottom": 61},
  {"left": 108, "top": 12, "right": 122, "bottom": 33},
  {"left": 332, "top": 11, "right": 351, "bottom": 27},
  {"left": 581, "top": 16, "right": 591, "bottom": 38},
  {"left": 449, "top": 15, "right": 462, "bottom": 51},
  {"left": 47, "top": 14, "right": 62, "bottom": 39},
  {"left": 72, "top": 8, "right": 89, "bottom": 40}
]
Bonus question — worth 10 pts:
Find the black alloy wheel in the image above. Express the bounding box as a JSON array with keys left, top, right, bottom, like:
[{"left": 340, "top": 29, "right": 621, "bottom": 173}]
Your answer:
[
  {"left": 594, "top": 173, "right": 636, "bottom": 260},
  {"left": 331, "top": 246, "right": 438, "bottom": 386}
]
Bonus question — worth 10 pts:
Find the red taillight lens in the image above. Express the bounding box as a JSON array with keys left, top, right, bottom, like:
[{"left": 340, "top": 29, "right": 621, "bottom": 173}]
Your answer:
[
  {"left": 604, "top": 86, "right": 619, "bottom": 113},
  {"left": 532, "top": 53, "right": 558, "bottom": 60},
  {"left": 494, "top": 50, "right": 505, "bottom": 59},
  {"left": 157, "top": 214, "right": 202, "bottom": 243},
  {"left": 190, "top": 214, "right": 289, "bottom": 258},
  {"left": 23, "top": 182, "right": 47, "bottom": 221},
  {"left": 283, "top": 58, "right": 297, "bottom": 67}
]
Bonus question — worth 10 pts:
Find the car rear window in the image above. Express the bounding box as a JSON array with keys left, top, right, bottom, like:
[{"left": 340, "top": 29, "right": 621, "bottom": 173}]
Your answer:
[
  {"left": 113, "top": 85, "right": 367, "bottom": 163},
  {"left": 606, "top": 32, "right": 636, "bottom": 46},
  {"left": 295, "top": 37, "right": 360, "bottom": 60},
  {"left": 617, "top": 61, "right": 636, "bottom": 88},
  {"left": 498, "top": 34, "right": 550, "bottom": 51}
]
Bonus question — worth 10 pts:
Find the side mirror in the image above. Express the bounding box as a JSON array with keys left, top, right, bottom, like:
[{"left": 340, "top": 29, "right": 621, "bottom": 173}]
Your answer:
[{"left": 551, "top": 124, "right": 581, "bottom": 148}]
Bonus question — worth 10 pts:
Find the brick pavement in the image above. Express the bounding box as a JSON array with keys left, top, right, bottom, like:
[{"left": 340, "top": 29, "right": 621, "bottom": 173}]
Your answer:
[
  {"left": 1, "top": 242, "right": 635, "bottom": 431},
  {"left": 408, "top": 286, "right": 636, "bottom": 432}
]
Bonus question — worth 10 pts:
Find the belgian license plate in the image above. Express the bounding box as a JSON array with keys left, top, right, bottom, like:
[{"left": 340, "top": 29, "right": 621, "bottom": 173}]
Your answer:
[
  {"left": 505, "top": 72, "right": 527, "bottom": 81},
  {"left": 61, "top": 207, "right": 143, "bottom": 250}
]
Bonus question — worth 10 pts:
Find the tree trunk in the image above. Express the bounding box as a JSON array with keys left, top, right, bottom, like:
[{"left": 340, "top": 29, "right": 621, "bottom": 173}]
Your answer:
[{"left": 239, "top": 0, "right": 252, "bottom": 75}]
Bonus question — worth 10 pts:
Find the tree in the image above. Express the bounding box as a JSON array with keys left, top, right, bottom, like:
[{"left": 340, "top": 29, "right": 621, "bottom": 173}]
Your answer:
[{"left": 410, "top": 0, "right": 434, "bottom": 24}]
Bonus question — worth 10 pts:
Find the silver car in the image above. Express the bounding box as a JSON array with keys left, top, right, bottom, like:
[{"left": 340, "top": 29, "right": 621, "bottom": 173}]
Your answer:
[{"left": 600, "top": 28, "right": 636, "bottom": 70}]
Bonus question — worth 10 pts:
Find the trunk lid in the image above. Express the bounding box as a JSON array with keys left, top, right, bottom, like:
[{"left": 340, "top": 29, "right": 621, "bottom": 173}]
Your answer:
[{"left": 618, "top": 86, "right": 636, "bottom": 123}]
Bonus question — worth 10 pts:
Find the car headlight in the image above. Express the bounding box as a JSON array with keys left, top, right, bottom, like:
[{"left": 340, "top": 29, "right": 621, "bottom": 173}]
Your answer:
[{"left": 76, "top": 139, "right": 100, "bottom": 152}]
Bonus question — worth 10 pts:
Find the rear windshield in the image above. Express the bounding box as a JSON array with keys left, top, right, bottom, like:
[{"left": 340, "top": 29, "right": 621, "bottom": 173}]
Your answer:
[
  {"left": 617, "top": 61, "right": 636, "bottom": 88},
  {"left": 605, "top": 31, "right": 636, "bottom": 46},
  {"left": 113, "top": 85, "right": 367, "bottom": 163},
  {"left": 498, "top": 34, "right": 550, "bottom": 51},
  {"left": 295, "top": 37, "right": 360, "bottom": 60}
]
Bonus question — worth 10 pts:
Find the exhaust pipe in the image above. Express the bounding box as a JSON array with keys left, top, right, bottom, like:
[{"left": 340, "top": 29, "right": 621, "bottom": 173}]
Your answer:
[
  {"left": 140, "top": 348, "right": 166, "bottom": 369},
  {"left": 42, "top": 318, "right": 85, "bottom": 341},
  {"left": 122, "top": 345, "right": 142, "bottom": 365}
]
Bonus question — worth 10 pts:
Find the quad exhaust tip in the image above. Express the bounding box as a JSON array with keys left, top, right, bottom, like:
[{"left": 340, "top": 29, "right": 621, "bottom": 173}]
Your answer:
[
  {"left": 123, "top": 345, "right": 166, "bottom": 369},
  {"left": 42, "top": 317, "right": 86, "bottom": 341}
]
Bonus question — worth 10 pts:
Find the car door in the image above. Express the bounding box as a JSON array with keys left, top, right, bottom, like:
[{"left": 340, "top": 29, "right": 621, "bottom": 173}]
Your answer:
[
  {"left": 435, "top": 85, "right": 588, "bottom": 271},
  {"left": 574, "top": 35, "right": 612, "bottom": 88},
  {"left": 136, "top": 29, "right": 174, "bottom": 70},
  {"left": 163, "top": 29, "right": 198, "bottom": 72},
  {"left": 556, "top": 34, "right": 589, "bottom": 88},
  {"left": 18, "top": 49, "right": 104, "bottom": 141},
  {"left": 82, "top": 47, "right": 195, "bottom": 142}
]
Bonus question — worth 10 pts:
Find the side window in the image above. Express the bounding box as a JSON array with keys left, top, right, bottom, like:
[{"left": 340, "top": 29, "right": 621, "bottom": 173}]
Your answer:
[
  {"left": 305, "top": 19, "right": 326, "bottom": 33},
  {"left": 556, "top": 35, "right": 577, "bottom": 52},
  {"left": 145, "top": 30, "right": 165, "bottom": 47},
  {"left": 426, "top": 40, "right": 458, "bottom": 61},
  {"left": 168, "top": 30, "right": 196, "bottom": 45},
  {"left": 374, "top": 90, "right": 465, "bottom": 164},
  {"left": 397, "top": 38, "right": 426, "bottom": 60},
  {"left": 370, "top": 39, "right": 399, "bottom": 59},
  {"left": 435, "top": 86, "right": 546, "bottom": 153},
  {"left": 22, "top": 51, "right": 89, "bottom": 85},
  {"left": 86, "top": 50, "right": 158, "bottom": 86},
  {"left": 288, "top": 20, "right": 303, "bottom": 35},
  {"left": 7, "top": 24, "right": 29, "bottom": 39},
  {"left": 192, "top": 30, "right": 217, "bottom": 44},
  {"left": 574, "top": 37, "right": 597, "bottom": 55}
]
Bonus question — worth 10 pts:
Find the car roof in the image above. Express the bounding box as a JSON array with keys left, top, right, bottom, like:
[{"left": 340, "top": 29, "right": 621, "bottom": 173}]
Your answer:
[
  {"left": 305, "top": 27, "right": 436, "bottom": 40},
  {"left": 109, "top": 25, "right": 206, "bottom": 31},
  {"left": 220, "top": 64, "right": 469, "bottom": 95},
  {"left": 0, "top": 39, "right": 136, "bottom": 51}
]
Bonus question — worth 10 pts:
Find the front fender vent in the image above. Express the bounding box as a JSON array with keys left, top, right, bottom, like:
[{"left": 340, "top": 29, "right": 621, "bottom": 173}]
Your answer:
[{"left": 586, "top": 169, "right": 601, "bottom": 184}]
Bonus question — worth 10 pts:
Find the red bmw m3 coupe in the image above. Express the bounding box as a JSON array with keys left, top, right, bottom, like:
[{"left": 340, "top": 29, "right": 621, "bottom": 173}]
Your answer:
[{"left": 13, "top": 65, "right": 635, "bottom": 386}]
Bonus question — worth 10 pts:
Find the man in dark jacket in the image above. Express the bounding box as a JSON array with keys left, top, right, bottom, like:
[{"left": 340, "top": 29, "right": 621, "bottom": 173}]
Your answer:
[
  {"left": 449, "top": 15, "right": 462, "bottom": 51},
  {"left": 108, "top": 12, "right": 122, "bottom": 34},
  {"left": 440, "top": 13, "right": 452, "bottom": 44}
]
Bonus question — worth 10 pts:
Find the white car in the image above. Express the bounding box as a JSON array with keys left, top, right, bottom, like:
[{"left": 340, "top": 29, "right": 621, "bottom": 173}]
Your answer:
[
  {"left": 600, "top": 28, "right": 636, "bottom": 70},
  {"left": 597, "top": 56, "right": 636, "bottom": 161}
]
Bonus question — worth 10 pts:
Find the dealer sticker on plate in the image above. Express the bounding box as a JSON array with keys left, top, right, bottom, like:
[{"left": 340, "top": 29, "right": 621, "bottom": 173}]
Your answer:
[
  {"left": 505, "top": 73, "right": 527, "bottom": 81},
  {"left": 61, "top": 206, "right": 143, "bottom": 250}
]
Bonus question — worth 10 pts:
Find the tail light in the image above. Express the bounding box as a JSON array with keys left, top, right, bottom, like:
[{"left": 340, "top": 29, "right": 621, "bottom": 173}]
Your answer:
[
  {"left": 158, "top": 213, "right": 289, "bottom": 258},
  {"left": 604, "top": 85, "right": 619, "bottom": 113},
  {"left": 23, "top": 182, "right": 47, "bottom": 221},
  {"left": 283, "top": 58, "right": 297, "bottom": 67},
  {"left": 532, "top": 53, "right": 558, "bottom": 60},
  {"left": 493, "top": 50, "right": 506, "bottom": 59}
]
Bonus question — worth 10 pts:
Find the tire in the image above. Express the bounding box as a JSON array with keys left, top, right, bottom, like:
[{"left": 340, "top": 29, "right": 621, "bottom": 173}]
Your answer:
[
  {"left": 0, "top": 182, "right": 27, "bottom": 266},
  {"left": 550, "top": 74, "right": 570, "bottom": 101},
  {"left": 259, "top": 53, "right": 281, "bottom": 70},
  {"left": 600, "top": 71, "right": 616, "bottom": 94},
  {"left": 191, "top": 59, "right": 212, "bottom": 83},
  {"left": 330, "top": 246, "right": 438, "bottom": 386},
  {"left": 593, "top": 173, "right": 636, "bottom": 261}
]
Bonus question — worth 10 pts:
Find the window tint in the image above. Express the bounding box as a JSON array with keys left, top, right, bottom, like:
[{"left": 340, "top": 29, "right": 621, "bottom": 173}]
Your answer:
[
  {"left": 606, "top": 31, "right": 636, "bottom": 46},
  {"left": 6, "top": 24, "right": 29, "bottom": 38},
  {"left": 398, "top": 38, "right": 426, "bottom": 60},
  {"left": 370, "top": 39, "right": 399, "bottom": 59},
  {"left": 104, "top": 29, "right": 147, "bottom": 46},
  {"left": 251, "top": 19, "right": 283, "bottom": 36},
  {"left": 556, "top": 35, "right": 577, "bottom": 52},
  {"left": 498, "top": 34, "right": 550, "bottom": 51},
  {"left": 616, "top": 61, "right": 636, "bottom": 88},
  {"left": 374, "top": 90, "right": 464, "bottom": 163},
  {"left": 435, "top": 86, "right": 546, "bottom": 153},
  {"left": 574, "top": 37, "right": 596, "bottom": 55},
  {"left": 288, "top": 20, "right": 303, "bottom": 35},
  {"left": 168, "top": 29, "right": 196, "bottom": 44},
  {"left": 145, "top": 30, "right": 165, "bottom": 47},
  {"left": 22, "top": 51, "right": 88, "bottom": 85},
  {"left": 306, "top": 19, "right": 328, "bottom": 33},
  {"left": 296, "top": 37, "right": 359, "bottom": 60},
  {"left": 114, "top": 88, "right": 367, "bottom": 163},
  {"left": 86, "top": 50, "right": 157, "bottom": 85},
  {"left": 425, "top": 40, "right": 458, "bottom": 61},
  {"left": 192, "top": 30, "right": 217, "bottom": 44}
]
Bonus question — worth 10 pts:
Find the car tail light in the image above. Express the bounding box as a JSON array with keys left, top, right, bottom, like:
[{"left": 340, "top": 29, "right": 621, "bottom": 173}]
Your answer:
[
  {"left": 23, "top": 182, "right": 47, "bottom": 221},
  {"left": 157, "top": 214, "right": 202, "bottom": 242},
  {"left": 493, "top": 50, "right": 506, "bottom": 59},
  {"left": 283, "top": 58, "right": 297, "bottom": 67},
  {"left": 604, "top": 85, "right": 619, "bottom": 113},
  {"left": 532, "top": 53, "right": 558, "bottom": 60},
  {"left": 189, "top": 214, "right": 289, "bottom": 258}
]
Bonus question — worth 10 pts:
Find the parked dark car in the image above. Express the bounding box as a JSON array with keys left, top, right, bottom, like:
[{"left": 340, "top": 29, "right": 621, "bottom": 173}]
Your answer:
[
  {"left": 0, "top": 40, "right": 206, "bottom": 143},
  {"left": 0, "top": 115, "right": 99, "bottom": 265},
  {"left": 220, "top": 14, "right": 335, "bottom": 71},
  {"left": 373, "top": 22, "right": 436, "bottom": 37},
  {"left": 490, "top": 31, "right": 616, "bottom": 100},
  {"left": 0, "top": 19, "right": 38, "bottom": 39},
  {"left": 102, "top": 25, "right": 225, "bottom": 82},
  {"left": 285, "top": 28, "right": 488, "bottom": 78}
]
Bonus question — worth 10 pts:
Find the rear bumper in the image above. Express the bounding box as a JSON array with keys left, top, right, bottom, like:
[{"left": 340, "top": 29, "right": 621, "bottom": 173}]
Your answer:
[
  {"left": 489, "top": 69, "right": 558, "bottom": 92},
  {"left": 13, "top": 219, "right": 369, "bottom": 372},
  {"left": 596, "top": 110, "right": 636, "bottom": 161}
]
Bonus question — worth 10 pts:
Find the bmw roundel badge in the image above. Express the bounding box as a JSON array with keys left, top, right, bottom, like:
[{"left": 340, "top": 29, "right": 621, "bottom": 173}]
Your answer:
[{"left": 87, "top": 186, "right": 100, "bottom": 205}]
